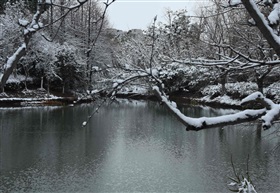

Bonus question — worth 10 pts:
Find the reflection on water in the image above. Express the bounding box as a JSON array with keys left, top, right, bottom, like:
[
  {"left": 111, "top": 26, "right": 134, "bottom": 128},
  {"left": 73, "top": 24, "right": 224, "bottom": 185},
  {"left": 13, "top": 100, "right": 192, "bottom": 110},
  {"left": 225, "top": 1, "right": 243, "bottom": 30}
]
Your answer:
[{"left": 0, "top": 100, "right": 280, "bottom": 192}]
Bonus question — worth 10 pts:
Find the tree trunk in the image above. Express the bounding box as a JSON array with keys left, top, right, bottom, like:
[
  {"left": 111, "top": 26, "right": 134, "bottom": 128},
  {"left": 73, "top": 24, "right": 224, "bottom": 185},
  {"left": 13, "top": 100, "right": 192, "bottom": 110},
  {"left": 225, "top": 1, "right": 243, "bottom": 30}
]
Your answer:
[
  {"left": 41, "top": 77, "right": 44, "bottom": 89},
  {"left": 255, "top": 67, "right": 272, "bottom": 94},
  {"left": 0, "top": 1, "right": 46, "bottom": 92},
  {"left": 47, "top": 78, "right": 50, "bottom": 97},
  {"left": 22, "top": 64, "right": 29, "bottom": 90},
  {"left": 256, "top": 77, "right": 264, "bottom": 93},
  {"left": 86, "top": 0, "right": 92, "bottom": 89},
  {"left": 60, "top": 0, "right": 65, "bottom": 43},
  {"left": 0, "top": 44, "right": 27, "bottom": 92},
  {"left": 220, "top": 71, "right": 228, "bottom": 95},
  {"left": 62, "top": 83, "right": 65, "bottom": 94},
  {"left": 50, "top": 0, "right": 53, "bottom": 35}
]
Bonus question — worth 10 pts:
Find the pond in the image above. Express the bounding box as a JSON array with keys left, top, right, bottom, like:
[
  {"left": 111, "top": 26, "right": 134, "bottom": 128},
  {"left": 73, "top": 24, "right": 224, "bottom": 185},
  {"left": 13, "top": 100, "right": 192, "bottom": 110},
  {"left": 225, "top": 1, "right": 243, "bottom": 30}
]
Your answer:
[{"left": 0, "top": 100, "right": 280, "bottom": 192}]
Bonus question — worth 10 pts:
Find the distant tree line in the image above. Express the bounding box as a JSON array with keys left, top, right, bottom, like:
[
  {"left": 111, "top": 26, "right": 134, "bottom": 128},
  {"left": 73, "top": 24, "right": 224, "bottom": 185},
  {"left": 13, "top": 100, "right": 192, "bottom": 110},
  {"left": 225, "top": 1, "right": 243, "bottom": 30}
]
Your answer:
[{"left": 0, "top": 0, "right": 37, "bottom": 13}]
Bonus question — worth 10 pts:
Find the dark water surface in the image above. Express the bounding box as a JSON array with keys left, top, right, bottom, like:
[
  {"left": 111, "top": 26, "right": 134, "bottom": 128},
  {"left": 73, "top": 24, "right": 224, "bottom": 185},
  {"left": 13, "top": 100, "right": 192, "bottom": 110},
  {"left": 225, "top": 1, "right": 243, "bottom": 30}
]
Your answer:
[{"left": 0, "top": 100, "right": 280, "bottom": 192}]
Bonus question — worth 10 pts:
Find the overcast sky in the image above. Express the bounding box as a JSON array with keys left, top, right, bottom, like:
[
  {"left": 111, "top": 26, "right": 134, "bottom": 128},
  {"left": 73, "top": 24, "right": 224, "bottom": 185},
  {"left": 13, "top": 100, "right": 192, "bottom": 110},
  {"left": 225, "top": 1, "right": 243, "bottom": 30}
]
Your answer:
[{"left": 107, "top": 0, "right": 210, "bottom": 31}]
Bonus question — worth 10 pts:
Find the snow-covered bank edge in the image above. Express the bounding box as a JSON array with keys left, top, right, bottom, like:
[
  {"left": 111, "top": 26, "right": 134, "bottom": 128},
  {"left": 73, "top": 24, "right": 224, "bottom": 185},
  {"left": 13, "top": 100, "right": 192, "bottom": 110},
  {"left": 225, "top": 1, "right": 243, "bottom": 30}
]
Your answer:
[
  {"left": 168, "top": 94, "right": 242, "bottom": 110},
  {"left": 198, "top": 95, "right": 242, "bottom": 109},
  {"left": 0, "top": 96, "right": 78, "bottom": 107},
  {"left": 0, "top": 86, "right": 275, "bottom": 110}
]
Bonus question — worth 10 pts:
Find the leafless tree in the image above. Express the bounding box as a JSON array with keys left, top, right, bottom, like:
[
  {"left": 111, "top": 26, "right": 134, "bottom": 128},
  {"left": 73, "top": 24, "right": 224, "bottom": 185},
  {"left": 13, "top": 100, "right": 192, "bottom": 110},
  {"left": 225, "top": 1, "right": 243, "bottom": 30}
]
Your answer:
[{"left": 0, "top": 0, "right": 115, "bottom": 92}]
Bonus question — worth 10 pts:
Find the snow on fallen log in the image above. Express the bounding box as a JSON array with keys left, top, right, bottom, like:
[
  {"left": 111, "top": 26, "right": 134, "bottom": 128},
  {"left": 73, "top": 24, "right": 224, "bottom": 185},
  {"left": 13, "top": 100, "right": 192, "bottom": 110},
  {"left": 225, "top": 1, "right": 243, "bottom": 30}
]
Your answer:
[{"left": 153, "top": 87, "right": 273, "bottom": 131}]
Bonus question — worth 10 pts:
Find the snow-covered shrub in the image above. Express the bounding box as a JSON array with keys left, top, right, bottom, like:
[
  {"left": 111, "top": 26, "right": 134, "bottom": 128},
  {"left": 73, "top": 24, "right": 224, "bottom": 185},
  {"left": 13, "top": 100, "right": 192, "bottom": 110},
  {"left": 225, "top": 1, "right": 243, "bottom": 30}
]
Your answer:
[
  {"left": 0, "top": 74, "right": 32, "bottom": 91},
  {"left": 201, "top": 84, "right": 221, "bottom": 96},
  {"left": 264, "top": 82, "right": 280, "bottom": 103},
  {"left": 52, "top": 43, "right": 83, "bottom": 91},
  {"left": 118, "top": 84, "right": 149, "bottom": 94},
  {"left": 201, "top": 82, "right": 258, "bottom": 98},
  {"left": 158, "top": 64, "right": 187, "bottom": 92},
  {"left": 226, "top": 82, "right": 258, "bottom": 97},
  {"left": 158, "top": 62, "right": 217, "bottom": 93},
  {"left": 18, "top": 33, "right": 85, "bottom": 92}
]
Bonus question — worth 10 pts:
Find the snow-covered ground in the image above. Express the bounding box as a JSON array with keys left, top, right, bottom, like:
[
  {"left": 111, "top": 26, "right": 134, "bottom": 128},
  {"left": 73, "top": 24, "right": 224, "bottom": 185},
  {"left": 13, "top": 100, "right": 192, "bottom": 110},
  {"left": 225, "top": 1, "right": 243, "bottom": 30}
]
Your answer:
[
  {"left": 201, "top": 82, "right": 280, "bottom": 104},
  {"left": 200, "top": 95, "right": 241, "bottom": 106},
  {"left": 201, "top": 82, "right": 258, "bottom": 97},
  {"left": 0, "top": 73, "right": 33, "bottom": 84},
  {"left": 117, "top": 84, "right": 150, "bottom": 95}
]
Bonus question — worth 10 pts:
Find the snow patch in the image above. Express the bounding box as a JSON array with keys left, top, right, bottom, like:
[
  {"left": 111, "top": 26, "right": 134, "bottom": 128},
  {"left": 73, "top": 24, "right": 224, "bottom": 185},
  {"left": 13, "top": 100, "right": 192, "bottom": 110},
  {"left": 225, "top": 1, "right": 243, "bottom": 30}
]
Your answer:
[
  {"left": 200, "top": 95, "right": 241, "bottom": 106},
  {"left": 18, "top": 19, "right": 29, "bottom": 26},
  {"left": 113, "top": 82, "right": 118, "bottom": 88},
  {"left": 146, "top": 68, "right": 159, "bottom": 76},
  {"left": 241, "top": 91, "right": 264, "bottom": 104},
  {"left": 268, "top": 3, "right": 280, "bottom": 25},
  {"left": 0, "top": 74, "right": 32, "bottom": 84},
  {"left": 201, "top": 82, "right": 258, "bottom": 97},
  {"left": 228, "top": 0, "right": 241, "bottom": 6}
]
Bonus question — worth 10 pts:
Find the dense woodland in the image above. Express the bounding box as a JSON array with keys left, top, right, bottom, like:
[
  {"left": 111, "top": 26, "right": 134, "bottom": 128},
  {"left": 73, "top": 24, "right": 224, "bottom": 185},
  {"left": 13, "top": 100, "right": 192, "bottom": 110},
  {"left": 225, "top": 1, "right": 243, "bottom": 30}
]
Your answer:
[
  {"left": 0, "top": 0, "right": 113, "bottom": 94},
  {"left": 0, "top": 0, "right": 279, "bottom": 99},
  {"left": 0, "top": 0, "right": 280, "bottom": 122}
]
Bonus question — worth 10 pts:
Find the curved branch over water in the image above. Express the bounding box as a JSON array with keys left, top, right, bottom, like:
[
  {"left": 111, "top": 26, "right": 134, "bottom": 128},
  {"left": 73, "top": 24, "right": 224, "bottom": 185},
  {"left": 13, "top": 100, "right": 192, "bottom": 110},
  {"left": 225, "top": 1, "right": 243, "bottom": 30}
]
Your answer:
[{"left": 154, "top": 87, "right": 279, "bottom": 131}]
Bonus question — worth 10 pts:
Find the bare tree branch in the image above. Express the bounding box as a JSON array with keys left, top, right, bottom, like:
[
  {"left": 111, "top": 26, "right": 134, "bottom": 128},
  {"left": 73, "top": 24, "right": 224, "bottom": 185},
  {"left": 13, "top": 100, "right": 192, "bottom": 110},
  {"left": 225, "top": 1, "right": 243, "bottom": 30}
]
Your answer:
[{"left": 241, "top": 0, "right": 280, "bottom": 57}]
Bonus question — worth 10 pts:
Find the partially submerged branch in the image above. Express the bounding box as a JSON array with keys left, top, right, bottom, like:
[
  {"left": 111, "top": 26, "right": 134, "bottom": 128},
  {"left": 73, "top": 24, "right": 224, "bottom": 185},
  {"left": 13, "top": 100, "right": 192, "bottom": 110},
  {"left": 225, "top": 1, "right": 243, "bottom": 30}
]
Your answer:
[{"left": 153, "top": 87, "right": 278, "bottom": 131}]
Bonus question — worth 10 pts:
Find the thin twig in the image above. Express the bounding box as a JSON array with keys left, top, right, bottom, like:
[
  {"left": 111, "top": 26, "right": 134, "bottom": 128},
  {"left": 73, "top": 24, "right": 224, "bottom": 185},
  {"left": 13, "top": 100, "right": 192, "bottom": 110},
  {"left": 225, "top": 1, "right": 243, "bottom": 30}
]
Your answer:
[{"left": 231, "top": 155, "right": 241, "bottom": 182}]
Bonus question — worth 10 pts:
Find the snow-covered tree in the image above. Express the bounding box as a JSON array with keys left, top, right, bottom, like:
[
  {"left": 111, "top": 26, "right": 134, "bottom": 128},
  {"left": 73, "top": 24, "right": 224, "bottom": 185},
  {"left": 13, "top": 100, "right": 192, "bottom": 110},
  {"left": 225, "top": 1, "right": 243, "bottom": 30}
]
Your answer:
[
  {"left": 20, "top": 35, "right": 83, "bottom": 92},
  {"left": 0, "top": 1, "right": 27, "bottom": 66},
  {"left": 102, "top": 0, "right": 280, "bottom": 132},
  {"left": 0, "top": 0, "right": 115, "bottom": 92},
  {"left": 158, "top": 0, "right": 280, "bottom": 130}
]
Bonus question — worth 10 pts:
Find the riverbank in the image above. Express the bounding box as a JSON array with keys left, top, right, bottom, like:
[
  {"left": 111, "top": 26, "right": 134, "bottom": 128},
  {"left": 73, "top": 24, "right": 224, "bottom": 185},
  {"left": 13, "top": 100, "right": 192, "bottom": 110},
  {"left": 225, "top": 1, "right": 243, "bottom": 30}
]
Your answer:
[
  {"left": 170, "top": 95, "right": 242, "bottom": 109},
  {"left": 0, "top": 88, "right": 262, "bottom": 110},
  {"left": 0, "top": 89, "right": 79, "bottom": 107}
]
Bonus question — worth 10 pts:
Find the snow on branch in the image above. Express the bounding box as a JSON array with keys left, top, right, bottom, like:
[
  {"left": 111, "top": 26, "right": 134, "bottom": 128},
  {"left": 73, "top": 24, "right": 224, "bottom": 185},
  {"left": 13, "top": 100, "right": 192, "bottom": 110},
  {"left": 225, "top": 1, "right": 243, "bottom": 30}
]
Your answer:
[
  {"left": 268, "top": 3, "right": 280, "bottom": 25},
  {"left": 241, "top": 91, "right": 280, "bottom": 130},
  {"left": 169, "top": 43, "right": 280, "bottom": 71},
  {"left": 228, "top": 0, "right": 242, "bottom": 7},
  {"left": 241, "top": 0, "right": 280, "bottom": 57},
  {"left": 153, "top": 87, "right": 279, "bottom": 131},
  {"left": 110, "top": 73, "right": 149, "bottom": 96},
  {"left": 4, "top": 44, "right": 26, "bottom": 70},
  {"left": 1, "top": 43, "right": 27, "bottom": 91}
]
